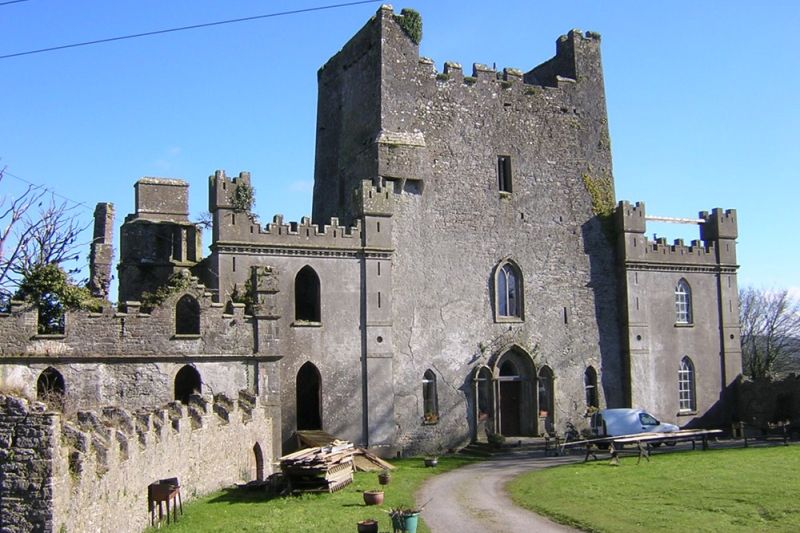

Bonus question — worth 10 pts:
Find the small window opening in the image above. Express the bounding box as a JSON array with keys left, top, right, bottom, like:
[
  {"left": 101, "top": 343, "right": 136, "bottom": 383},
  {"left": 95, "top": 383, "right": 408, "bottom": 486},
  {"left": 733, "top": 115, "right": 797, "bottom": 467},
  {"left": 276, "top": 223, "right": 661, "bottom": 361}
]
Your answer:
[
  {"left": 37, "top": 292, "right": 65, "bottom": 334},
  {"left": 37, "top": 367, "right": 65, "bottom": 409},
  {"left": 174, "top": 365, "right": 202, "bottom": 404},
  {"left": 232, "top": 256, "right": 236, "bottom": 272},
  {"left": 584, "top": 366, "right": 599, "bottom": 409},
  {"left": 378, "top": 291, "right": 382, "bottom": 308},
  {"left": 498, "top": 155, "right": 512, "bottom": 192},
  {"left": 423, "top": 369, "right": 439, "bottom": 423},
  {"left": 175, "top": 294, "right": 200, "bottom": 335}
]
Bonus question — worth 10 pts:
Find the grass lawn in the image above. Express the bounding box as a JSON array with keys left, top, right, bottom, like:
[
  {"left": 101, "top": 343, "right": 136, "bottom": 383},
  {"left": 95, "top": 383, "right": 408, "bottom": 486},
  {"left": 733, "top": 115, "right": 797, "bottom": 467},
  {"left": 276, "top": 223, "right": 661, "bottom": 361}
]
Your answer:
[
  {"left": 148, "top": 455, "right": 481, "bottom": 533},
  {"left": 508, "top": 445, "right": 800, "bottom": 532}
]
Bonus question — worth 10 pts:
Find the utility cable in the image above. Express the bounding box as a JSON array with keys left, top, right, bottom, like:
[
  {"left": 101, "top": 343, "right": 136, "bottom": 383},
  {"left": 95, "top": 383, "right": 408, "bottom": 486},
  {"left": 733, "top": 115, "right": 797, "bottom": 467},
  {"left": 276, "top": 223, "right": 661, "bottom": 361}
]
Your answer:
[
  {"left": 2, "top": 168, "right": 93, "bottom": 211},
  {"left": 0, "top": 0, "right": 381, "bottom": 60},
  {"left": 0, "top": 0, "right": 33, "bottom": 6}
]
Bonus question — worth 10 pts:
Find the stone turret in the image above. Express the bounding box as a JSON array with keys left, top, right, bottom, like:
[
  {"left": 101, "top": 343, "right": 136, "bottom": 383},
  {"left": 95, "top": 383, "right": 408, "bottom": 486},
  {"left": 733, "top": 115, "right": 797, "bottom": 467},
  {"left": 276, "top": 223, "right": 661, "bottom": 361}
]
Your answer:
[{"left": 118, "top": 178, "right": 202, "bottom": 302}]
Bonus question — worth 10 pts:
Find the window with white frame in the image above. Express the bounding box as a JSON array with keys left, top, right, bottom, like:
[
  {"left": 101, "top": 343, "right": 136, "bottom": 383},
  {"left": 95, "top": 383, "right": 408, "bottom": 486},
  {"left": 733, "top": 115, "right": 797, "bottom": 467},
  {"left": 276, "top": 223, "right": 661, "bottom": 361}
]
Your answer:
[
  {"left": 495, "top": 261, "right": 523, "bottom": 319},
  {"left": 675, "top": 279, "right": 692, "bottom": 324},
  {"left": 678, "top": 356, "right": 696, "bottom": 412}
]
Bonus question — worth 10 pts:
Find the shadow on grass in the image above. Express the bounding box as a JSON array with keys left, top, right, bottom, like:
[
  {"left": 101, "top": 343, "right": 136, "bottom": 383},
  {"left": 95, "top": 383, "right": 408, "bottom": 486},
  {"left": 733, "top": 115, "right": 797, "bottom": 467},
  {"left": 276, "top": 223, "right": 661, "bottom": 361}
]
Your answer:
[{"left": 206, "top": 486, "right": 286, "bottom": 505}]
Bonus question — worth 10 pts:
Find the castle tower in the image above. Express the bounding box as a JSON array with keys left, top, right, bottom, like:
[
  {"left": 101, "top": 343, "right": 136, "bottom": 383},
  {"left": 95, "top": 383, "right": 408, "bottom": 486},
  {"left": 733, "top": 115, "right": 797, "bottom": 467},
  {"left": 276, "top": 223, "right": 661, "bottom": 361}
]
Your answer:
[
  {"left": 88, "top": 202, "right": 114, "bottom": 299},
  {"left": 118, "top": 178, "right": 202, "bottom": 302}
]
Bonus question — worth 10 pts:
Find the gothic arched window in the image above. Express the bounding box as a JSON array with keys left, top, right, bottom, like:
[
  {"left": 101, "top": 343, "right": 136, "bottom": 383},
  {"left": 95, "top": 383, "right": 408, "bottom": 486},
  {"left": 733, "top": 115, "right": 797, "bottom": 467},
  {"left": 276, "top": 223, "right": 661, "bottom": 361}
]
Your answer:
[
  {"left": 675, "top": 279, "right": 693, "bottom": 324},
  {"left": 495, "top": 260, "right": 523, "bottom": 320},
  {"left": 678, "top": 357, "right": 696, "bottom": 412},
  {"left": 422, "top": 369, "right": 439, "bottom": 423},
  {"left": 295, "top": 266, "right": 321, "bottom": 322}
]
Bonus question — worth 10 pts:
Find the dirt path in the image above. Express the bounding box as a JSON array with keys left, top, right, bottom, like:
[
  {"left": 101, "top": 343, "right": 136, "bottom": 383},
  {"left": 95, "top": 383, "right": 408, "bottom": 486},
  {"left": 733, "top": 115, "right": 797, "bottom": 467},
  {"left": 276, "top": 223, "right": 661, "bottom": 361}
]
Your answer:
[{"left": 416, "top": 451, "right": 581, "bottom": 533}]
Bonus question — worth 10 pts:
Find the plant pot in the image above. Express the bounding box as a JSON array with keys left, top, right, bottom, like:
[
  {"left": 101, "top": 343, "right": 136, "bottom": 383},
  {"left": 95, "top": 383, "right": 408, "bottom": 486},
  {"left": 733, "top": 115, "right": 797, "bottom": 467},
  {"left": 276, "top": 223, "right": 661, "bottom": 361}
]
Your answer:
[
  {"left": 391, "top": 512, "right": 419, "bottom": 533},
  {"left": 424, "top": 457, "right": 438, "bottom": 468},
  {"left": 363, "top": 490, "right": 384, "bottom": 506},
  {"left": 378, "top": 472, "right": 391, "bottom": 485},
  {"left": 357, "top": 519, "right": 379, "bottom": 533}
]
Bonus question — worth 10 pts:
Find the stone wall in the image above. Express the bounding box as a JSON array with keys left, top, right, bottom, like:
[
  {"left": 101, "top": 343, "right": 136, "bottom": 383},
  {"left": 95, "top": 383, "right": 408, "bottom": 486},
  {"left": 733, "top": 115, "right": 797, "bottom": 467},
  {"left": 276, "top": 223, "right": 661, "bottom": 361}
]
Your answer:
[
  {"left": 738, "top": 375, "right": 800, "bottom": 428},
  {"left": 0, "top": 393, "right": 273, "bottom": 533}
]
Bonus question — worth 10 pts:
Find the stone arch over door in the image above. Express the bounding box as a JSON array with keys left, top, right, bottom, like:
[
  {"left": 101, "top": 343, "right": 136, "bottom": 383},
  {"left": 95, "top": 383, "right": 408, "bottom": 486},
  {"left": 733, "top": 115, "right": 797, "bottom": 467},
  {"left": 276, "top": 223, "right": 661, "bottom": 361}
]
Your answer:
[
  {"left": 488, "top": 347, "right": 537, "bottom": 437},
  {"left": 174, "top": 365, "right": 201, "bottom": 404},
  {"left": 296, "top": 361, "right": 322, "bottom": 430}
]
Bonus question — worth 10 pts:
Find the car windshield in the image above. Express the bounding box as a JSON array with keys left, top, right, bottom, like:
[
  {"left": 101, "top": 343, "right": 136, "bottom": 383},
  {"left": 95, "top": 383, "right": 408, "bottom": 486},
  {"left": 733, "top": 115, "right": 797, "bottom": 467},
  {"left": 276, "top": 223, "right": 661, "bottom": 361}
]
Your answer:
[{"left": 639, "top": 413, "right": 659, "bottom": 425}]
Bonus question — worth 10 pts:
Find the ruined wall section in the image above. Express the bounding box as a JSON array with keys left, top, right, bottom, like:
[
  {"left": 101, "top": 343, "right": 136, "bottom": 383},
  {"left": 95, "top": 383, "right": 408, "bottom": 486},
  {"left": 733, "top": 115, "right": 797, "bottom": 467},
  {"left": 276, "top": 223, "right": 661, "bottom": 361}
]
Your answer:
[
  {"left": 617, "top": 201, "right": 740, "bottom": 426},
  {"left": 0, "top": 282, "right": 269, "bottom": 410},
  {"left": 0, "top": 393, "right": 272, "bottom": 533}
]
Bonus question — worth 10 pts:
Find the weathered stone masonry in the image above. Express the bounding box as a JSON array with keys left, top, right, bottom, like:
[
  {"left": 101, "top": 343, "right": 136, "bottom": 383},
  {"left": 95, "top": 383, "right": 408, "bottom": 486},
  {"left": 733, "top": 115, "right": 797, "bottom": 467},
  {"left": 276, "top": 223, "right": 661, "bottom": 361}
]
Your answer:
[{"left": 0, "top": 5, "right": 742, "bottom": 531}]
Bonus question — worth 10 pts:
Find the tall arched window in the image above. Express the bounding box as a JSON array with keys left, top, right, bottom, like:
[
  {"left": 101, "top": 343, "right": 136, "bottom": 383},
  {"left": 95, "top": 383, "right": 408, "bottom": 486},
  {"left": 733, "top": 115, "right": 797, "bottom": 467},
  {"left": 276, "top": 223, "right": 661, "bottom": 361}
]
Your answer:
[
  {"left": 584, "top": 366, "right": 599, "bottom": 409},
  {"left": 175, "top": 294, "right": 200, "bottom": 335},
  {"left": 675, "top": 279, "right": 692, "bottom": 324},
  {"left": 174, "top": 365, "right": 202, "bottom": 404},
  {"left": 495, "top": 260, "right": 523, "bottom": 320},
  {"left": 295, "top": 266, "right": 321, "bottom": 322},
  {"left": 422, "top": 369, "right": 439, "bottom": 423},
  {"left": 37, "top": 367, "right": 65, "bottom": 407},
  {"left": 678, "top": 357, "right": 696, "bottom": 412},
  {"left": 296, "top": 362, "right": 322, "bottom": 430}
]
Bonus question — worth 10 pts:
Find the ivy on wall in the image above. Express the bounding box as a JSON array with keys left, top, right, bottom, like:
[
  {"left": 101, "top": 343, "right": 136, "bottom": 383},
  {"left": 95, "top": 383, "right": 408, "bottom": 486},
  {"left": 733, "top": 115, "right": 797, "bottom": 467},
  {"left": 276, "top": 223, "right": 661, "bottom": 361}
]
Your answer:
[
  {"left": 582, "top": 173, "right": 616, "bottom": 243},
  {"left": 140, "top": 270, "right": 193, "bottom": 312}
]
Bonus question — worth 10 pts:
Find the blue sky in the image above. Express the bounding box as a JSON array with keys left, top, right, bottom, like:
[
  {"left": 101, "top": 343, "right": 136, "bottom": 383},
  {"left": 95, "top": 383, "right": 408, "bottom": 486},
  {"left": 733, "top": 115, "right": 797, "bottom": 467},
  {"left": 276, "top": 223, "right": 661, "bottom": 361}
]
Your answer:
[{"left": 2, "top": 0, "right": 798, "bottom": 301}]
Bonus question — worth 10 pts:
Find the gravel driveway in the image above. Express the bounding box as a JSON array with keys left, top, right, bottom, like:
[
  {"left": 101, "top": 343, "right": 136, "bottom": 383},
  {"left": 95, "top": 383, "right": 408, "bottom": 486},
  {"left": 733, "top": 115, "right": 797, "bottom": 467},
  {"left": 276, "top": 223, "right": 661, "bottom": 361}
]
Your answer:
[{"left": 416, "top": 451, "right": 581, "bottom": 533}]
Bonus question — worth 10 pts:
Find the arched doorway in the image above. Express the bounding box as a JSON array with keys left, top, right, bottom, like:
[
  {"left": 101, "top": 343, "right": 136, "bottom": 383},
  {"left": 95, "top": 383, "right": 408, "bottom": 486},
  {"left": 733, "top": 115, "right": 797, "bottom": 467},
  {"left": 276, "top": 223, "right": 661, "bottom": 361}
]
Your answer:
[
  {"left": 296, "top": 362, "right": 322, "bottom": 430},
  {"left": 174, "top": 365, "right": 201, "bottom": 404},
  {"left": 37, "top": 367, "right": 65, "bottom": 408},
  {"left": 493, "top": 349, "right": 536, "bottom": 437},
  {"left": 253, "top": 442, "right": 265, "bottom": 482}
]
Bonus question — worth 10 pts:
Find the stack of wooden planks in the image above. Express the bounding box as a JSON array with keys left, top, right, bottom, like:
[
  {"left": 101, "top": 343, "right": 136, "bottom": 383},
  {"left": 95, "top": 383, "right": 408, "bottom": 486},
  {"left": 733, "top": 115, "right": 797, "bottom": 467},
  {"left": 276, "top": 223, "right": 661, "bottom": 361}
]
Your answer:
[{"left": 279, "top": 440, "right": 356, "bottom": 493}]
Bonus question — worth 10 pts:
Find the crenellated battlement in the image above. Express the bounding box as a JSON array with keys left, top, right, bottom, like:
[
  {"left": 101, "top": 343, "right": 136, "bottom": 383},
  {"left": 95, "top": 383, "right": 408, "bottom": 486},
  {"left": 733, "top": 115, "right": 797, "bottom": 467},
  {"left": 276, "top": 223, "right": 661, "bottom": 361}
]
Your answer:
[
  {"left": 60, "top": 391, "right": 263, "bottom": 477},
  {"left": 354, "top": 179, "right": 393, "bottom": 216},
  {"left": 210, "top": 170, "right": 363, "bottom": 250},
  {"left": 209, "top": 169, "right": 252, "bottom": 212},
  {"left": 0, "top": 278, "right": 253, "bottom": 358},
  {"left": 0, "top": 392, "right": 273, "bottom": 533},
  {"left": 617, "top": 200, "right": 738, "bottom": 268}
]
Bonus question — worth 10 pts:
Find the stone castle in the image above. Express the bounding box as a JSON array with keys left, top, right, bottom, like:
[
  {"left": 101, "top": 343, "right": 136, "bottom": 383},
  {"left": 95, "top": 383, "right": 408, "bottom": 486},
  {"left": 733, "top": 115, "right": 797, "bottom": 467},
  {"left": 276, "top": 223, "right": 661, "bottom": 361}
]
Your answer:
[{"left": 0, "top": 6, "right": 741, "bottom": 532}]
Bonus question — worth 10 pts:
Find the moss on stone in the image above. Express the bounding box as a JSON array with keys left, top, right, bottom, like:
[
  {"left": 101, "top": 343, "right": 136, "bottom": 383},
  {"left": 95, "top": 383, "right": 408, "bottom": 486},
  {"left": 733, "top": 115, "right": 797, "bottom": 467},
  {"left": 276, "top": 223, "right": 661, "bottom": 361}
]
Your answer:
[
  {"left": 395, "top": 8, "right": 422, "bottom": 45},
  {"left": 582, "top": 173, "right": 616, "bottom": 243}
]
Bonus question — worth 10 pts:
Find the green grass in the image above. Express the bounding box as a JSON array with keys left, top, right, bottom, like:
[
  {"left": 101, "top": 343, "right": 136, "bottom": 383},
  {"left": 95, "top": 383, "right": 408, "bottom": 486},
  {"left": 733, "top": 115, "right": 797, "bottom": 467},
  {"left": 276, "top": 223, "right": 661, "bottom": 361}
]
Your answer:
[
  {"left": 508, "top": 446, "right": 800, "bottom": 532},
  {"left": 148, "top": 455, "right": 481, "bottom": 533}
]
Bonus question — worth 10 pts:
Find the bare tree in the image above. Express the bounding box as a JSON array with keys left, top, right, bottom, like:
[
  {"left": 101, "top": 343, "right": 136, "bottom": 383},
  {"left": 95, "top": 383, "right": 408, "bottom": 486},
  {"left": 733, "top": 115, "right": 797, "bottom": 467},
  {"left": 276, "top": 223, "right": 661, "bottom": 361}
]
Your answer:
[
  {"left": 0, "top": 168, "right": 88, "bottom": 306},
  {"left": 740, "top": 287, "right": 800, "bottom": 379}
]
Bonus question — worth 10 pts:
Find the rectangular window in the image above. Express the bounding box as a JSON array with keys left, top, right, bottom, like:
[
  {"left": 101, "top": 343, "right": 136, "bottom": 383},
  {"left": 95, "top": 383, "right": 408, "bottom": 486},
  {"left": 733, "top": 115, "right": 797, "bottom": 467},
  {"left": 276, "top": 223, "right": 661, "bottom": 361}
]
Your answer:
[{"left": 498, "top": 155, "right": 512, "bottom": 192}]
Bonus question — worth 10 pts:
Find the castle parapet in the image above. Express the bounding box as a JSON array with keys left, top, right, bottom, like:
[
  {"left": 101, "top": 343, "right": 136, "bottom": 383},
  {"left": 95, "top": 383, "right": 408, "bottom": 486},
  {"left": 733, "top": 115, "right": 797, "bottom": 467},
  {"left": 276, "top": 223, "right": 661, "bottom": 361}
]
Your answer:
[
  {"left": 700, "top": 208, "right": 738, "bottom": 241},
  {"left": 355, "top": 179, "right": 393, "bottom": 216}
]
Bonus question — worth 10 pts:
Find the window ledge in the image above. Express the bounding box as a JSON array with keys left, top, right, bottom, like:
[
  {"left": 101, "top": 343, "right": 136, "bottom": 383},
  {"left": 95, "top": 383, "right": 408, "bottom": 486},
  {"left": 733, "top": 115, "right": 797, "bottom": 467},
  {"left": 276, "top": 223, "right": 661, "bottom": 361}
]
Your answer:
[
  {"left": 674, "top": 322, "right": 694, "bottom": 328},
  {"left": 677, "top": 410, "right": 697, "bottom": 416},
  {"left": 498, "top": 191, "right": 512, "bottom": 199},
  {"left": 495, "top": 317, "right": 524, "bottom": 324},
  {"left": 33, "top": 333, "right": 66, "bottom": 340},
  {"left": 292, "top": 321, "right": 322, "bottom": 328},
  {"left": 172, "top": 334, "right": 201, "bottom": 340},
  {"left": 422, "top": 420, "right": 439, "bottom": 426}
]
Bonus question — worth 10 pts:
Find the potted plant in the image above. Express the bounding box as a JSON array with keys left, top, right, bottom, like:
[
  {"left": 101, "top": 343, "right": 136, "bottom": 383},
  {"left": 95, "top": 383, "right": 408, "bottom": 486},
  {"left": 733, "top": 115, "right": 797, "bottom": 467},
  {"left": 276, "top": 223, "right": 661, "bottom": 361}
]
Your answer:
[
  {"left": 387, "top": 506, "right": 421, "bottom": 533},
  {"left": 378, "top": 469, "right": 391, "bottom": 485},
  {"left": 363, "top": 489, "right": 384, "bottom": 506},
  {"left": 487, "top": 431, "right": 505, "bottom": 449},
  {"left": 357, "top": 518, "right": 379, "bottom": 533}
]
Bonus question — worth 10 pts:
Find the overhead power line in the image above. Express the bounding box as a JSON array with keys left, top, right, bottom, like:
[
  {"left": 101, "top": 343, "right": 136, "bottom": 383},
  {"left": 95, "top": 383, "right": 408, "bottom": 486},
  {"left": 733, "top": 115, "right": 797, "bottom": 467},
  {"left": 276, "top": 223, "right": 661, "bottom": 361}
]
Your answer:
[
  {"left": 0, "top": 0, "right": 381, "bottom": 60},
  {"left": 0, "top": 0, "right": 33, "bottom": 6},
  {"left": 2, "top": 169, "right": 92, "bottom": 211}
]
